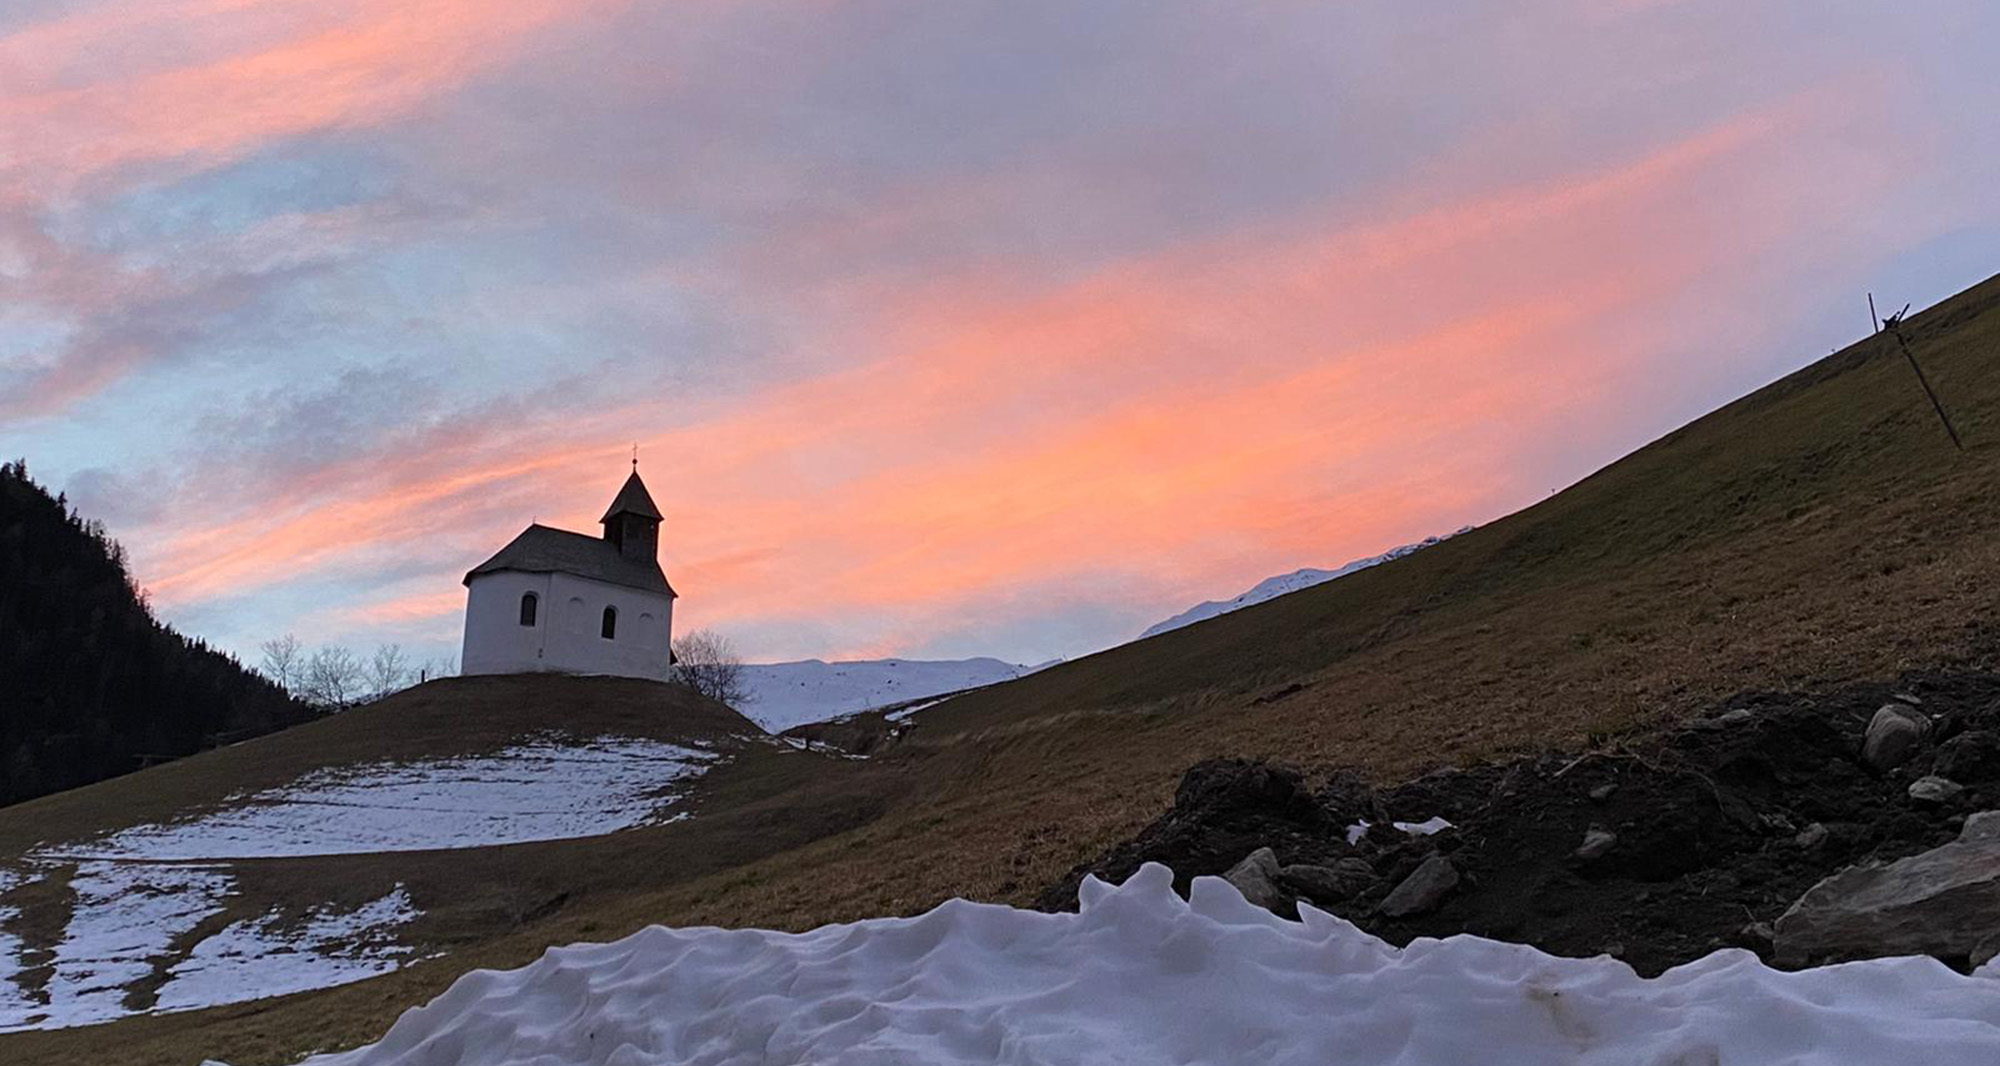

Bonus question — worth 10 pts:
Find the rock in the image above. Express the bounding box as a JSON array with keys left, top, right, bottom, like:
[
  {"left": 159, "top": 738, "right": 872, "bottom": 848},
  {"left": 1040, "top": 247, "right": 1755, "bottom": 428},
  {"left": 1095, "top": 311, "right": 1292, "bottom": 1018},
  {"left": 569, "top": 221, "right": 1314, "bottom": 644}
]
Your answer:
[
  {"left": 1312, "top": 768, "right": 1386, "bottom": 826},
  {"left": 1974, "top": 931, "right": 2000, "bottom": 970},
  {"left": 1860, "top": 704, "right": 1931, "bottom": 772},
  {"left": 1588, "top": 783, "right": 1617, "bottom": 803},
  {"left": 1223, "top": 847, "right": 1288, "bottom": 911},
  {"left": 1574, "top": 827, "right": 1618, "bottom": 861},
  {"left": 1692, "top": 708, "right": 1756, "bottom": 732},
  {"left": 1175, "top": 759, "right": 1323, "bottom": 824},
  {"left": 1936, "top": 730, "right": 2000, "bottom": 784},
  {"left": 1908, "top": 775, "right": 1964, "bottom": 806},
  {"left": 1775, "top": 817, "right": 2000, "bottom": 966},
  {"left": 1378, "top": 855, "right": 1459, "bottom": 918},
  {"left": 1274, "top": 858, "right": 1377, "bottom": 903},
  {"left": 1737, "top": 921, "right": 1775, "bottom": 953},
  {"left": 1793, "top": 822, "right": 1828, "bottom": 849},
  {"left": 1962, "top": 810, "right": 2000, "bottom": 843},
  {"left": 1758, "top": 812, "right": 1796, "bottom": 835}
]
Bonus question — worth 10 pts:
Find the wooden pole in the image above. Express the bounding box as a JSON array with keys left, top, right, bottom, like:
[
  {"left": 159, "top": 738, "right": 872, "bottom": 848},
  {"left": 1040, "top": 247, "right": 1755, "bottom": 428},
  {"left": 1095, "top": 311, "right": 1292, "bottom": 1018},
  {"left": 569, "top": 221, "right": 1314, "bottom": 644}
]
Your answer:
[
  {"left": 1888, "top": 324, "right": 1964, "bottom": 452},
  {"left": 1868, "top": 292, "right": 1880, "bottom": 333}
]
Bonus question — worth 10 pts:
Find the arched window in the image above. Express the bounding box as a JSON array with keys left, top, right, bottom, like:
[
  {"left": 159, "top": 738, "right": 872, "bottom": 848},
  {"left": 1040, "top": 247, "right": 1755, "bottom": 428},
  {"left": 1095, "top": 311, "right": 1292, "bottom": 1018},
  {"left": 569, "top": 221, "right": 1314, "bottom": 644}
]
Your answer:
[
  {"left": 518, "top": 592, "right": 538, "bottom": 627},
  {"left": 600, "top": 605, "right": 618, "bottom": 640}
]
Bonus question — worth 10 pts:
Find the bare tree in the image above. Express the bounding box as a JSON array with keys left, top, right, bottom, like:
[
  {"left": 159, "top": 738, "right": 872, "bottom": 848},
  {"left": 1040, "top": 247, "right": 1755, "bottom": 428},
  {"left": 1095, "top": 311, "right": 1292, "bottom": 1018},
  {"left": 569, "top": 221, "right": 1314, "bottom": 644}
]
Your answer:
[
  {"left": 671, "top": 628, "right": 747, "bottom": 706},
  {"left": 300, "top": 645, "right": 363, "bottom": 709},
  {"left": 367, "top": 643, "right": 411, "bottom": 700},
  {"left": 258, "top": 633, "right": 303, "bottom": 693}
]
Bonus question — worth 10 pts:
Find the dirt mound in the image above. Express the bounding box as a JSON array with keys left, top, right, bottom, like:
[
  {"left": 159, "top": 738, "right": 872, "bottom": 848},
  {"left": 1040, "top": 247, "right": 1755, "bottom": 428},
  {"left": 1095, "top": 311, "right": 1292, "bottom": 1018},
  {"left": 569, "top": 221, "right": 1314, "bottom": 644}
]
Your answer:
[{"left": 1038, "top": 671, "right": 2000, "bottom": 975}]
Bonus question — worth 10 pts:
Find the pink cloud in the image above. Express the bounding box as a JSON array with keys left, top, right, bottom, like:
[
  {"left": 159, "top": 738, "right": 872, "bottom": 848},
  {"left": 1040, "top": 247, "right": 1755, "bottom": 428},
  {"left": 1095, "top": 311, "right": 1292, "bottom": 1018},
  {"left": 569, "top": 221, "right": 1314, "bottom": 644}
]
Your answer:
[
  {"left": 126, "top": 91, "right": 1891, "bottom": 660},
  {"left": 0, "top": 0, "right": 622, "bottom": 195}
]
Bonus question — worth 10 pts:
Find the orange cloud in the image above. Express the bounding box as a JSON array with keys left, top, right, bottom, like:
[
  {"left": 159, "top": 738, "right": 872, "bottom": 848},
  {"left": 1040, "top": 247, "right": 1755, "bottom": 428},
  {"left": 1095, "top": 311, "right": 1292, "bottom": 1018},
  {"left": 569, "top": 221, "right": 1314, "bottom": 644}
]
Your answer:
[
  {"left": 0, "top": 0, "right": 621, "bottom": 194},
  {"left": 131, "top": 92, "right": 1886, "bottom": 657},
  {"left": 337, "top": 588, "right": 467, "bottom": 626}
]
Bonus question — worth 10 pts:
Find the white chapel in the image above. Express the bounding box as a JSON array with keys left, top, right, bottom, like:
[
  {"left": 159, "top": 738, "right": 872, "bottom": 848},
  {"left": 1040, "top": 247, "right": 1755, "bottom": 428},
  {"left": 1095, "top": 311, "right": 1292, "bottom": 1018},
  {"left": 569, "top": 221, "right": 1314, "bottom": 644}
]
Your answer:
[{"left": 460, "top": 468, "right": 677, "bottom": 682}]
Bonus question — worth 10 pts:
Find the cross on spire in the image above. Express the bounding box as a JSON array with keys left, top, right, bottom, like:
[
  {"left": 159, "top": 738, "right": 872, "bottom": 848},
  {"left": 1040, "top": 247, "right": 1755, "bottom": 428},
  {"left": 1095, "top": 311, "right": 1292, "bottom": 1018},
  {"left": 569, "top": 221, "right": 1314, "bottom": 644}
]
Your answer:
[{"left": 632, "top": 442, "right": 639, "bottom": 472}]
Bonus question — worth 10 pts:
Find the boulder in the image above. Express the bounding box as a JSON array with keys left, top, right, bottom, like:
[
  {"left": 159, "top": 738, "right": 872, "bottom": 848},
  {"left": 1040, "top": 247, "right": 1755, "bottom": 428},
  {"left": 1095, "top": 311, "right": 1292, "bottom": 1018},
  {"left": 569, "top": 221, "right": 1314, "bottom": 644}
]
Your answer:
[
  {"left": 1574, "top": 827, "right": 1618, "bottom": 861},
  {"left": 1274, "top": 858, "right": 1377, "bottom": 903},
  {"left": 1223, "top": 847, "right": 1288, "bottom": 912},
  {"left": 1774, "top": 811, "right": 2000, "bottom": 966},
  {"left": 1963, "top": 810, "right": 2000, "bottom": 842},
  {"left": 1313, "top": 768, "right": 1387, "bottom": 826},
  {"left": 1378, "top": 855, "right": 1459, "bottom": 918},
  {"left": 1860, "top": 703, "right": 1931, "bottom": 772},
  {"left": 1793, "top": 822, "right": 1828, "bottom": 849},
  {"left": 1909, "top": 775, "right": 1964, "bottom": 806},
  {"left": 1175, "top": 759, "right": 1322, "bottom": 824},
  {"left": 1936, "top": 730, "right": 2000, "bottom": 784}
]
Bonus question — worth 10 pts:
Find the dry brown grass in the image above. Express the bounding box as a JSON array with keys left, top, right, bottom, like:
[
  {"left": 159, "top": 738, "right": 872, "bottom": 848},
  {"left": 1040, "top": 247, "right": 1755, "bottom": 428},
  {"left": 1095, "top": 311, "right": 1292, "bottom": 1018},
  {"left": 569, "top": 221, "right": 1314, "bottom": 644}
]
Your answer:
[{"left": 7, "top": 274, "right": 2000, "bottom": 1065}]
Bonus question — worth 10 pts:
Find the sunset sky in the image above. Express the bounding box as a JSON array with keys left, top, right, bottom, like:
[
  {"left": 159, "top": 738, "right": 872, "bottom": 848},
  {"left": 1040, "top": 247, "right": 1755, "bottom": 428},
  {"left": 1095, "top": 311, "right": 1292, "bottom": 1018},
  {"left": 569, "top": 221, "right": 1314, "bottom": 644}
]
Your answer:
[{"left": 5, "top": 1, "right": 1997, "bottom": 668}]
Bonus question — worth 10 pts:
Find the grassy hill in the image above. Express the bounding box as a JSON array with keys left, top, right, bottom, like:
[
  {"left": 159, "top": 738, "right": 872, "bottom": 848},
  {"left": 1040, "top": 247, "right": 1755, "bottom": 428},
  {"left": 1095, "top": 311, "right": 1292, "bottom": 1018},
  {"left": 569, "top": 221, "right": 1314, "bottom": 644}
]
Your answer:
[
  {"left": 6, "top": 272, "right": 2000, "bottom": 1065},
  {"left": 0, "top": 676, "right": 897, "bottom": 1063}
]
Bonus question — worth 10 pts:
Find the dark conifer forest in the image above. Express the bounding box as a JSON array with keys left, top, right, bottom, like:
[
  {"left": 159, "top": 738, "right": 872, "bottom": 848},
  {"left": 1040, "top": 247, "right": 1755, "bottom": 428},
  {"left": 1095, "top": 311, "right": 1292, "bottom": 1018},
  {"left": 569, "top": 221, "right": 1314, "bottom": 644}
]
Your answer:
[{"left": 0, "top": 460, "right": 316, "bottom": 806}]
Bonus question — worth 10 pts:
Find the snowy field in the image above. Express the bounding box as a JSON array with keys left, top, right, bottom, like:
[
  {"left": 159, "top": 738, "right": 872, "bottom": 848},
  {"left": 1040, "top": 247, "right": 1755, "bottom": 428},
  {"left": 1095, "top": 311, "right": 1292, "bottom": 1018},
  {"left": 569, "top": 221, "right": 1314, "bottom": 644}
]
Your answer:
[
  {"left": 0, "top": 867, "right": 35, "bottom": 1022},
  {"left": 734, "top": 658, "right": 1046, "bottom": 731},
  {"left": 55, "top": 735, "right": 720, "bottom": 860},
  {"left": 0, "top": 861, "right": 417, "bottom": 1032},
  {"left": 276, "top": 863, "right": 2000, "bottom": 1066},
  {"left": 1, "top": 734, "right": 721, "bottom": 1032},
  {"left": 156, "top": 887, "right": 419, "bottom": 1014}
]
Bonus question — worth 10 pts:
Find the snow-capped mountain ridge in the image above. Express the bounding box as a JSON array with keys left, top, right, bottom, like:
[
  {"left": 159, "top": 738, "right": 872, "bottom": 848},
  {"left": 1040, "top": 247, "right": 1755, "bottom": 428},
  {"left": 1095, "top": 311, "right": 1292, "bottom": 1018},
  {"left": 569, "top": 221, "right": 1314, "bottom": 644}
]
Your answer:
[
  {"left": 736, "top": 533, "right": 1468, "bottom": 730},
  {"left": 1141, "top": 529, "right": 1469, "bottom": 639},
  {"left": 734, "top": 657, "right": 1050, "bottom": 731}
]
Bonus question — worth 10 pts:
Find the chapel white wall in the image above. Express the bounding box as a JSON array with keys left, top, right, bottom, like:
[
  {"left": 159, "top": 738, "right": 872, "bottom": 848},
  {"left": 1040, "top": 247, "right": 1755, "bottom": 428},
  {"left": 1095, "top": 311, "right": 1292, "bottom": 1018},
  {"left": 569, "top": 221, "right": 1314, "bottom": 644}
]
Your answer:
[{"left": 461, "top": 571, "right": 673, "bottom": 682}]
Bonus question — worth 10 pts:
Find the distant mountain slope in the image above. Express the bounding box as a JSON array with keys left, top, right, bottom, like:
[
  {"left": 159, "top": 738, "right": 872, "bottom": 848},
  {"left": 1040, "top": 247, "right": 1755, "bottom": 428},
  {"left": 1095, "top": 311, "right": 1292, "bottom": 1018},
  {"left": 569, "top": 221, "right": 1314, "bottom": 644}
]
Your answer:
[
  {"left": 735, "top": 657, "right": 1049, "bottom": 730},
  {"left": 0, "top": 461, "right": 314, "bottom": 806},
  {"left": 1140, "top": 530, "right": 1469, "bottom": 639}
]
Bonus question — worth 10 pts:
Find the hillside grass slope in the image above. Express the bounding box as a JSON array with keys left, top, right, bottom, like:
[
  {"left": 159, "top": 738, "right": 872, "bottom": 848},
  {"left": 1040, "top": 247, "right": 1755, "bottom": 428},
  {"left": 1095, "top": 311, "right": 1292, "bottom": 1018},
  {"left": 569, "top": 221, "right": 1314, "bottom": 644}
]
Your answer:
[{"left": 8, "top": 272, "right": 2000, "bottom": 1065}]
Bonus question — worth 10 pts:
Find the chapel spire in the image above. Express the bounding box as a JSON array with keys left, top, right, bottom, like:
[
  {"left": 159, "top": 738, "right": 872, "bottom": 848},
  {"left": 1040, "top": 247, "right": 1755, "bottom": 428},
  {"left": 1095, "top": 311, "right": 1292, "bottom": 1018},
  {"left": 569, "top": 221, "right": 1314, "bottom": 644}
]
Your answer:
[{"left": 600, "top": 468, "right": 662, "bottom": 562}]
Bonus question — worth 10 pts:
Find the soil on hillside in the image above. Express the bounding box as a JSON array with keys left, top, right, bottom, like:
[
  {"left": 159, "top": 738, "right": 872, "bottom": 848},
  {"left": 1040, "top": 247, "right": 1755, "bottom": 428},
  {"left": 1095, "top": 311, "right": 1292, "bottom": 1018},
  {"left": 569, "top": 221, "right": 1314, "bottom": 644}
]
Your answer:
[{"left": 1037, "top": 670, "right": 2000, "bottom": 975}]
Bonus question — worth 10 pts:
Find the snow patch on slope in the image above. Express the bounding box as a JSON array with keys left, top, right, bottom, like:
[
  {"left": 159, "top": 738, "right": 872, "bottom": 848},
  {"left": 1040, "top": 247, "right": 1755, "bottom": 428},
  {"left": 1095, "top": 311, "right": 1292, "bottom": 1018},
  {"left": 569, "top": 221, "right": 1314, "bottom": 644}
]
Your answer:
[
  {"left": 156, "top": 888, "right": 419, "bottom": 1013},
  {"left": 0, "top": 868, "right": 38, "bottom": 1021},
  {"left": 4, "top": 735, "right": 717, "bottom": 1033},
  {"left": 34, "top": 861, "right": 234, "bottom": 1030},
  {"left": 0, "top": 864, "right": 421, "bottom": 1033},
  {"left": 734, "top": 657, "right": 1047, "bottom": 731},
  {"left": 1141, "top": 529, "right": 1467, "bottom": 639},
  {"left": 57, "top": 735, "right": 719, "bottom": 860},
  {"left": 277, "top": 863, "right": 2000, "bottom": 1066}
]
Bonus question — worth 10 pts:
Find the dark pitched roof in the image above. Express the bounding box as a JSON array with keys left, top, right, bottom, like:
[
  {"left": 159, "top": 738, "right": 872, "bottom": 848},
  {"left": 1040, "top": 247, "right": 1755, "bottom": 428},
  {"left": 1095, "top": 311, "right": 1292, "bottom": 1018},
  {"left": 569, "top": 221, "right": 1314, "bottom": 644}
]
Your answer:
[
  {"left": 464, "top": 524, "right": 676, "bottom": 597},
  {"left": 600, "top": 471, "right": 662, "bottom": 523}
]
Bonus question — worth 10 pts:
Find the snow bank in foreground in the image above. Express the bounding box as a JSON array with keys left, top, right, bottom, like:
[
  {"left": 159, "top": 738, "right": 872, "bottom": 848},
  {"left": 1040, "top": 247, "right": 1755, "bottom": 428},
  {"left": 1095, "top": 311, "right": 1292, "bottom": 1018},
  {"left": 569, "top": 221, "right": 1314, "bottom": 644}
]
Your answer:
[
  {"left": 59, "top": 736, "right": 719, "bottom": 860},
  {"left": 271, "top": 863, "right": 2000, "bottom": 1066}
]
